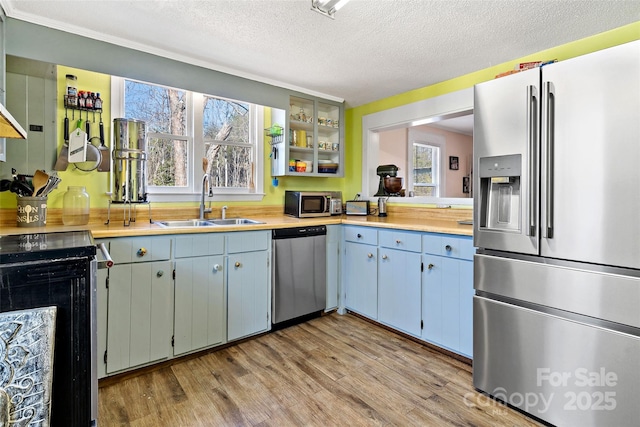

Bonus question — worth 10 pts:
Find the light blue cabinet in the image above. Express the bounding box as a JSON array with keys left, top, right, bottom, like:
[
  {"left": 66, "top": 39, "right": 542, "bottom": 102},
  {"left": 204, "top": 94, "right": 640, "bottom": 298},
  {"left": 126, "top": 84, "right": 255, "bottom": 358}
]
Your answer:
[
  {"left": 344, "top": 226, "right": 378, "bottom": 319},
  {"left": 173, "top": 234, "right": 226, "bottom": 356},
  {"left": 458, "top": 260, "right": 474, "bottom": 357},
  {"left": 378, "top": 229, "right": 422, "bottom": 337},
  {"left": 97, "top": 236, "right": 173, "bottom": 376},
  {"left": 326, "top": 224, "right": 341, "bottom": 311},
  {"left": 106, "top": 261, "right": 173, "bottom": 373},
  {"left": 421, "top": 234, "right": 474, "bottom": 358},
  {"left": 97, "top": 230, "right": 270, "bottom": 378},
  {"left": 227, "top": 231, "right": 271, "bottom": 341},
  {"left": 344, "top": 241, "right": 378, "bottom": 318},
  {"left": 378, "top": 247, "right": 422, "bottom": 337},
  {"left": 340, "top": 226, "right": 474, "bottom": 358}
]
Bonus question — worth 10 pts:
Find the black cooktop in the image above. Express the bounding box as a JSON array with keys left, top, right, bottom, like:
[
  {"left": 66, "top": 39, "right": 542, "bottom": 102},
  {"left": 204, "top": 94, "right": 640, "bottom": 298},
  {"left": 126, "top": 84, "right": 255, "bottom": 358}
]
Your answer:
[{"left": 0, "top": 231, "right": 95, "bottom": 263}]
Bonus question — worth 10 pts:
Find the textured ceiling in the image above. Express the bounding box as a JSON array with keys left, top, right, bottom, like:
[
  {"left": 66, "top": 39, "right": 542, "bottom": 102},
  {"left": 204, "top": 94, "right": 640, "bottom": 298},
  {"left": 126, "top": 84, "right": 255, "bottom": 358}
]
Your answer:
[{"left": 2, "top": 0, "right": 639, "bottom": 108}]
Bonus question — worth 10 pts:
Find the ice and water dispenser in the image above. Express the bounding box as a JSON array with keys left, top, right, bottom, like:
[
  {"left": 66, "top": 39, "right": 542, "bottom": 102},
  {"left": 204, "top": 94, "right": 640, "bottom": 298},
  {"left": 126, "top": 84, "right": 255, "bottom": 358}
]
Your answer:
[{"left": 478, "top": 154, "right": 522, "bottom": 232}]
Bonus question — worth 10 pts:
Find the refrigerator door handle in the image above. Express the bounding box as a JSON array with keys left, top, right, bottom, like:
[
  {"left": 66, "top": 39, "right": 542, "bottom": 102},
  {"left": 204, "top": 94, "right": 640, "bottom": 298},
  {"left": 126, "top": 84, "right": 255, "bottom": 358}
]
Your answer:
[
  {"left": 526, "top": 85, "right": 538, "bottom": 237},
  {"left": 544, "top": 81, "right": 555, "bottom": 239}
]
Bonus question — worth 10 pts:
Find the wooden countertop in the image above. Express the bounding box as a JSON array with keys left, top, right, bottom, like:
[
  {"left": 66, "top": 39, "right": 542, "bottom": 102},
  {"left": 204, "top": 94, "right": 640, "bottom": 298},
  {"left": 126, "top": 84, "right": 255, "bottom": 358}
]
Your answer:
[
  {"left": 0, "top": 215, "right": 472, "bottom": 238},
  {"left": 0, "top": 206, "right": 473, "bottom": 238},
  {"left": 341, "top": 215, "right": 472, "bottom": 236}
]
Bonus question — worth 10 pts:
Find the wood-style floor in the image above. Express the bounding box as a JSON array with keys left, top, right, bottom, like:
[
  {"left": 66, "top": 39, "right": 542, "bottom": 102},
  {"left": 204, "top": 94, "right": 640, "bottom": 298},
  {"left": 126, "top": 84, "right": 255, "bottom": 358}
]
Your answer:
[{"left": 98, "top": 313, "right": 541, "bottom": 426}]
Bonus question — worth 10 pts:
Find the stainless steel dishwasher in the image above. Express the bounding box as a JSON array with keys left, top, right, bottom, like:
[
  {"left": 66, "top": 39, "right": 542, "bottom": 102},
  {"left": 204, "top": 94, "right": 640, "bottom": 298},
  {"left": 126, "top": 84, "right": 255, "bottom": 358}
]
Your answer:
[{"left": 272, "top": 225, "right": 326, "bottom": 326}]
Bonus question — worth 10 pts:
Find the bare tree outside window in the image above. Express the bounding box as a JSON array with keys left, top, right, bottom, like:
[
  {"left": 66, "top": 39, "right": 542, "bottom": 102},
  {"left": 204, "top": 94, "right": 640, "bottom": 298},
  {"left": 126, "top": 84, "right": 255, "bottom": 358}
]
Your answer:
[
  {"left": 203, "top": 96, "right": 252, "bottom": 190},
  {"left": 124, "top": 80, "right": 187, "bottom": 187},
  {"left": 122, "top": 78, "right": 258, "bottom": 196},
  {"left": 412, "top": 142, "right": 439, "bottom": 196}
]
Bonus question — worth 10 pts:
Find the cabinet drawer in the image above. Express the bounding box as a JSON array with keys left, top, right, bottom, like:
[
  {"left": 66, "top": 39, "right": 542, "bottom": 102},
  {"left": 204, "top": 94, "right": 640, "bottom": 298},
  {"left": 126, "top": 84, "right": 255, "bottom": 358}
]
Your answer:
[
  {"left": 227, "top": 230, "right": 270, "bottom": 254},
  {"left": 174, "top": 234, "right": 225, "bottom": 258},
  {"left": 344, "top": 226, "right": 377, "bottom": 245},
  {"left": 379, "top": 229, "right": 421, "bottom": 252},
  {"left": 109, "top": 236, "right": 172, "bottom": 264},
  {"left": 422, "top": 234, "right": 474, "bottom": 260}
]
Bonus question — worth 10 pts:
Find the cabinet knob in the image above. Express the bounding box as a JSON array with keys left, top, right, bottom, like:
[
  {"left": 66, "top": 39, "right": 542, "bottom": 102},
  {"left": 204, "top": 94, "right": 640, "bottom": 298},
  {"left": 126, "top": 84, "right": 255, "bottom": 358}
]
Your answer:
[
  {"left": 428, "top": 263, "right": 435, "bottom": 270},
  {"left": 395, "top": 239, "right": 401, "bottom": 244},
  {"left": 234, "top": 261, "right": 241, "bottom": 268},
  {"left": 213, "top": 264, "right": 221, "bottom": 271},
  {"left": 357, "top": 233, "right": 362, "bottom": 238},
  {"left": 367, "top": 253, "right": 374, "bottom": 258},
  {"left": 156, "top": 270, "right": 164, "bottom": 277},
  {"left": 445, "top": 245, "right": 452, "bottom": 252},
  {"left": 382, "top": 254, "right": 388, "bottom": 260},
  {"left": 137, "top": 247, "right": 147, "bottom": 257}
]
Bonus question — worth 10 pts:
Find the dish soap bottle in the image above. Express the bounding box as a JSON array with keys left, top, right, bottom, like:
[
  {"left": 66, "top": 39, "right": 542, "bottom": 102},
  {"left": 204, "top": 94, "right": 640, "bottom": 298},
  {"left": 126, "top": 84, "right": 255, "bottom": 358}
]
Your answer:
[{"left": 62, "top": 186, "right": 90, "bottom": 225}]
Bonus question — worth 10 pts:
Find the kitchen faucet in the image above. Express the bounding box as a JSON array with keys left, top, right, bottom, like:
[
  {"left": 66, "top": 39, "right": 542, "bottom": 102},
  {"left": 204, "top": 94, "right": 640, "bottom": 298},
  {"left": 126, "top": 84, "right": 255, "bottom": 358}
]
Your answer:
[{"left": 199, "top": 173, "right": 213, "bottom": 220}]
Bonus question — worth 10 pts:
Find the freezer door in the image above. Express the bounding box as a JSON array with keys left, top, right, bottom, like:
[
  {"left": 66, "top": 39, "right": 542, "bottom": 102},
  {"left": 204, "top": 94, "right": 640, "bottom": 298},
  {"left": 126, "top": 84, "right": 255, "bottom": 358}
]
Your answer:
[
  {"left": 540, "top": 40, "right": 640, "bottom": 269},
  {"left": 473, "top": 68, "right": 540, "bottom": 255},
  {"left": 474, "top": 296, "right": 640, "bottom": 427},
  {"left": 474, "top": 253, "right": 640, "bottom": 329}
]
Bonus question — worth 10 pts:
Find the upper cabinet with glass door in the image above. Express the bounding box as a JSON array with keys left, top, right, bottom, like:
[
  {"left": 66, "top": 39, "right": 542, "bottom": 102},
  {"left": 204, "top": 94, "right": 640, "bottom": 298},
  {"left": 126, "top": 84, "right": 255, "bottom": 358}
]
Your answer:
[{"left": 269, "top": 95, "right": 344, "bottom": 177}]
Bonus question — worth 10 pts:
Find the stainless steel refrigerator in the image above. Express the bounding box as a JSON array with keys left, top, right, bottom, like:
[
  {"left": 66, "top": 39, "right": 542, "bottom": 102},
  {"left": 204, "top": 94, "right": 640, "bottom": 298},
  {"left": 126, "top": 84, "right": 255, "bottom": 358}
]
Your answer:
[{"left": 473, "top": 40, "right": 640, "bottom": 427}]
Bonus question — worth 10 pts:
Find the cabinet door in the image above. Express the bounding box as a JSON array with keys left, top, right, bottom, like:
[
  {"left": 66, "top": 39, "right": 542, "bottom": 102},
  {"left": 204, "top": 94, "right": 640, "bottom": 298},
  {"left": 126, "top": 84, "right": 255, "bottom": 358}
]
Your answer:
[
  {"left": 273, "top": 95, "right": 343, "bottom": 177},
  {"left": 458, "top": 260, "right": 474, "bottom": 357},
  {"left": 440, "top": 257, "right": 461, "bottom": 351},
  {"left": 174, "top": 255, "right": 225, "bottom": 356},
  {"left": 106, "top": 261, "right": 172, "bottom": 374},
  {"left": 227, "top": 251, "right": 270, "bottom": 341},
  {"left": 378, "top": 247, "right": 422, "bottom": 337},
  {"left": 326, "top": 224, "right": 341, "bottom": 311},
  {"left": 422, "top": 254, "right": 443, "bottom": 345},
  {"left": 421, "top": 255, "right": 474, "bottom": 358},
  {"left": 344, "top": 241, "right": 377, "bottom": 319}
]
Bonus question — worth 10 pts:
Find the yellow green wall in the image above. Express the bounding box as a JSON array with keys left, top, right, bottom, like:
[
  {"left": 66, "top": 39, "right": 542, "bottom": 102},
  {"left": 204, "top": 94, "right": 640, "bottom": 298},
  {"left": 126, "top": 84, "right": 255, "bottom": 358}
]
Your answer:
[
  {"left": 2, "top": 22, "right": 638, "bottom": 211},
  {"left": 0, "top": 65, "right": 112, "bottom": 209},
  {"left": 342, "top": 21, "right": 640, "bottom": 199},
  {"left": 52, "top": 66, "right": 112, "bottom": 208}
]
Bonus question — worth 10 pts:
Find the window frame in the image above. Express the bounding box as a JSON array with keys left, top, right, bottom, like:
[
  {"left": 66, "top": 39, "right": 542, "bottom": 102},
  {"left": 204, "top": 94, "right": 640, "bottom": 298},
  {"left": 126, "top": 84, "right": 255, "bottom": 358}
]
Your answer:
[
  {"left": 111, "top": 77, "right": 264, "bottom": 203},
  {"left": 406, "top": 132, "right": 445, "bottom": 197}
]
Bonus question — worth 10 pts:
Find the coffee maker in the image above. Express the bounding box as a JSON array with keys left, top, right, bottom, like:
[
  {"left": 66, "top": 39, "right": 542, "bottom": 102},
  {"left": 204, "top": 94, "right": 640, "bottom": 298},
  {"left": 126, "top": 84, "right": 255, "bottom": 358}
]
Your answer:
[{"left": 374, "top": 164, "right": 399, "bottom": 196}]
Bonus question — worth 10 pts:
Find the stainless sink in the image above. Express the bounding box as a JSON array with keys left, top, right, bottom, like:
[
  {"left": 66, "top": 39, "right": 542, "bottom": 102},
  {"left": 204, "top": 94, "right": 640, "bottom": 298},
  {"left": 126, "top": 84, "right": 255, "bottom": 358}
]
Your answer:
[
  {"left": 154, "top": 219, "right": 218, "bottom": 228},
  {"left": 210, "top": 218, "right": 264, "bottom": 225},
  {"left": 154, "top": 218, "right": 264, "bottom": 228}
]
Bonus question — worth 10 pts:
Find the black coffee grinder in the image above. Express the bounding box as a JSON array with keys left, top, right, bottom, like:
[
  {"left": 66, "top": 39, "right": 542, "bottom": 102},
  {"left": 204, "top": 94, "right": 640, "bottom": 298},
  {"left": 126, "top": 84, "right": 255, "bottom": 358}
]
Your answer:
[{"left": 374, "top": 164, "right": 399, "bottom": 196}]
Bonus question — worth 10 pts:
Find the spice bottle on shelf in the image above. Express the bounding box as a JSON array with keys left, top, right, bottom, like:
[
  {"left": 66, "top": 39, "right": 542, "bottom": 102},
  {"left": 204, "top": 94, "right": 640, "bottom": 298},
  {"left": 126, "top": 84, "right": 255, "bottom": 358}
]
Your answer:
[
  {"left": 62, "top": 186, "right": 90, "bottom": 226},
  {"left": 78, "top": 91, "right": 86, "bottom": 108},
  {"left": 94, "top": 93, "right": 103, "bottom": 110},
  {"left": 65, "top": 74, "right": 78, "bottom": 107},
  {"left": 85, "top": 92, "right": 94, "bottom": 109},
  {"left": 66, "top": 74, "right": 77, "bottom": 96}
]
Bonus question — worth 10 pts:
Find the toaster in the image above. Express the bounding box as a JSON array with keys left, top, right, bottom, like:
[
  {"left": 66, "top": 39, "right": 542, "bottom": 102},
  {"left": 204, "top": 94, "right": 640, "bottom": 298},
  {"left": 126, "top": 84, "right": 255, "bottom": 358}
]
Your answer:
[{"left": 345, "top": 200, "right": 370, "bottom": 215}]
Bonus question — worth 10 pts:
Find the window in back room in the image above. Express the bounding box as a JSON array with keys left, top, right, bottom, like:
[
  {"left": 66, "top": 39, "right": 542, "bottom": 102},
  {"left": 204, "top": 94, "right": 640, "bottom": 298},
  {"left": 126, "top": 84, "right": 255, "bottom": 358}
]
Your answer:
[{"left": 411, "top": 141, "right": 440, "bottom": 197}]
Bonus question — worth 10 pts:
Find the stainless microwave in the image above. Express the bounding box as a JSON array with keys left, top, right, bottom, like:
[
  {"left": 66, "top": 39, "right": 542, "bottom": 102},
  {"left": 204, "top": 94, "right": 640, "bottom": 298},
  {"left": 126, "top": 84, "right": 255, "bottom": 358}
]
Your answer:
[{"left": 284, "top": 191, "right": 332, "bottom": 217}]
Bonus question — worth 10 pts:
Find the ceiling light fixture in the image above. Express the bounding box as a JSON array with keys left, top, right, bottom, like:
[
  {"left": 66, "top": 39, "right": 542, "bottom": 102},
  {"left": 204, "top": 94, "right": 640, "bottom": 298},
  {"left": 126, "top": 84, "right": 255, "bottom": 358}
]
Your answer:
[{"left": 311, "top": 0, "right": 350, "bottom": 19}]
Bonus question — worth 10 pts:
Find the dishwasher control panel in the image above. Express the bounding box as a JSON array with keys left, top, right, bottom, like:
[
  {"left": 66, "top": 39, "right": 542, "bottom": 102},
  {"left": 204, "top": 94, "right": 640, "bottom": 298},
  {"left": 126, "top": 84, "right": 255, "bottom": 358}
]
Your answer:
[{"left": 272, "top": 225, "right": 327, "bottom": 239}]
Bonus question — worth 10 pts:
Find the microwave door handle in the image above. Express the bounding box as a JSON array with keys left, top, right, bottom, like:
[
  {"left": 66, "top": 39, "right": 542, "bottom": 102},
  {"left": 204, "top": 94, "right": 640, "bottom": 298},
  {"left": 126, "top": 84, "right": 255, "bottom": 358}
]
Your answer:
[
  {"left": 544, "top": 81, "right": 555, "bottom": 239},
  {"left": 526, "top": 85, "right": 538, "bottom": 237}
]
